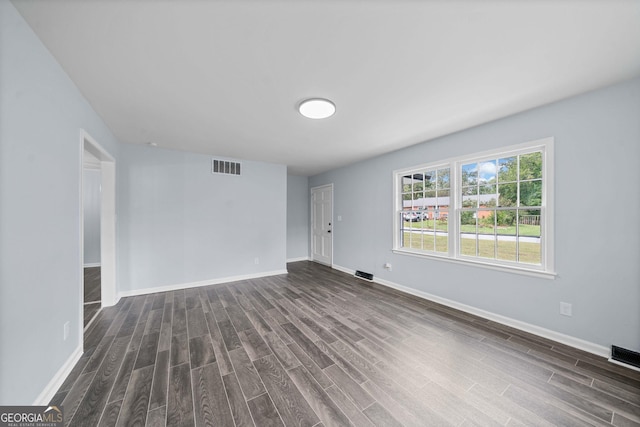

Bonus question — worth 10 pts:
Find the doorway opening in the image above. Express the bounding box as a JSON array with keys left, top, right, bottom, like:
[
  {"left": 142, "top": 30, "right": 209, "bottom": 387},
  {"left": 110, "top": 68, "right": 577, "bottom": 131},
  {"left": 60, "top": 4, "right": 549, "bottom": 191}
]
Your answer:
[
  {"left": 81, "top": 130, "right": 116, "bottom": 337},
  {"left": 311, "top": 184, "right": 333, "bottom": 266},
  {"left": 82, "top": 157, "right": 102, "bottom": 327}
]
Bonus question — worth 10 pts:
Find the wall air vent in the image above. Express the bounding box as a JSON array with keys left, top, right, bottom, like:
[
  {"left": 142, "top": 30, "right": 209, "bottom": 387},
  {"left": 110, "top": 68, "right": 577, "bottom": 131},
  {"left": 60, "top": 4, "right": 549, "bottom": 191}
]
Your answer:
[
  {"left": 611, "top": 345, "right": 640, "bottom": 370},
  {"left": 212, "top": 159, "right": 241, "bottom": 176}
]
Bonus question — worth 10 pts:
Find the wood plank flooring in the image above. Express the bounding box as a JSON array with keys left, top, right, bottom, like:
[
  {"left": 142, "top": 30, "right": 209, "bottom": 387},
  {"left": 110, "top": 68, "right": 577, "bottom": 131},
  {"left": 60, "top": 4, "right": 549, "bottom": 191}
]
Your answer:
[
  {"left": 52, "top": 261, "right": 640, "bottom": 426},
  {"left": 84, "top": 266, "right": 101, "bottom": 328}
]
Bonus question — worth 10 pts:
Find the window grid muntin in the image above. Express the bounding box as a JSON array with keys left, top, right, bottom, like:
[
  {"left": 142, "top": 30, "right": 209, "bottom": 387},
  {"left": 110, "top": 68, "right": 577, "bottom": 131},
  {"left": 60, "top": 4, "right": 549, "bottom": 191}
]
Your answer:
[
  {"left": 398, "top": 166, "right": 450, "bottom": 254},
  {"left": 393, "top": 139, "right": 552, "bottom": 274},
  {"left": 457, "top": 149, "right": 543, "bottom": 266}
]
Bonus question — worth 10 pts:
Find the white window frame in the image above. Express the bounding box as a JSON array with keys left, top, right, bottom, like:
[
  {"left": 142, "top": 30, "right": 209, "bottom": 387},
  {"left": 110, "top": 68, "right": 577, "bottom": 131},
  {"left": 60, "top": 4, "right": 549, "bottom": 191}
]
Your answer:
[{"left": 393, "top": 137, "right": 555, "bottom": 278}]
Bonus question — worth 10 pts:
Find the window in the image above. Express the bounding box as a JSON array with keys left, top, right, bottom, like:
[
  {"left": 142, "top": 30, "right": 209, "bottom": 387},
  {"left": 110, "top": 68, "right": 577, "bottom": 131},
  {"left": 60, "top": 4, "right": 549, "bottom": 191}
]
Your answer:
[
  {"left": 400, "top": 166, "right": 450, "bottom": 253},
  {"left": 394, "top": 138, "right": 554, "bottom": 276}
]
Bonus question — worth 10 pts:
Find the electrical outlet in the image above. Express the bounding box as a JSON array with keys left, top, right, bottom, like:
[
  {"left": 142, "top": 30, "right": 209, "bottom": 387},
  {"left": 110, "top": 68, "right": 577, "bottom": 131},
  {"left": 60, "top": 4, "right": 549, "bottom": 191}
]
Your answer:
[
  {"left": 254, "top": 257, "right": 259, "bottom": 265},
  {"left": 63, "top": 321, "right": 70, "bottom": 341},
  {"left": 384, "top": 262, "right": 392, "bottom": 271},
  {"left": 560, "top": 302, "right": 572, "bottom": 317},
  {"left": 337, "top": 215, "right": 342, "bottom": 221}
]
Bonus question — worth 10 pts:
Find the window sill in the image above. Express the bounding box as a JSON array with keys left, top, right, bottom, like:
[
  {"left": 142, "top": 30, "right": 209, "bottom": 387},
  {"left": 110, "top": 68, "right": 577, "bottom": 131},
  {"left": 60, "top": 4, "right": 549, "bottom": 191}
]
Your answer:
[{"left": 392, "top": 249, "right": 557, "bottom": 279}]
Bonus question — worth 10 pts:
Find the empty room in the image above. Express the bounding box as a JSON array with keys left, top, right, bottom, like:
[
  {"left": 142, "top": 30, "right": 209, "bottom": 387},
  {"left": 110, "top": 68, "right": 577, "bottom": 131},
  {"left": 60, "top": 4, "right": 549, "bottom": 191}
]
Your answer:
[{"left": 1, "top": 0, "right": 639, "bottom": 426}]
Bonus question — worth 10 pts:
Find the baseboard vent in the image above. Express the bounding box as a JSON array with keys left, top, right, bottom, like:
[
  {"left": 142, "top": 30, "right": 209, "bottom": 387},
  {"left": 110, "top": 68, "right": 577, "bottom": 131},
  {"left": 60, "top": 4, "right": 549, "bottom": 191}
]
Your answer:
[
  {"left": 355, "top": 270, "right": 373, "bottom": 281},
  {"left": 611, "top": 345, "right": 640, "bottom": 370}
]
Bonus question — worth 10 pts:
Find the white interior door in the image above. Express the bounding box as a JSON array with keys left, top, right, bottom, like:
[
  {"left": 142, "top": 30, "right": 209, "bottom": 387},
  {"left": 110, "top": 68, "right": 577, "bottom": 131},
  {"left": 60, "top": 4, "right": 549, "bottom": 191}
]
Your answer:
[{"left": 311, "top": 184, "right": 333, "bottom": 266}]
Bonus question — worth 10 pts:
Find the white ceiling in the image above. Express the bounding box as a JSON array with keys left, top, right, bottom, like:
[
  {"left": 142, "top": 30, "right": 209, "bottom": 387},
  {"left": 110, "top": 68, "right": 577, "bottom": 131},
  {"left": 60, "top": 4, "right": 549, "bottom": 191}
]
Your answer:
[{"left": 12, "top": 0, "right": 640, "bottom": 176}]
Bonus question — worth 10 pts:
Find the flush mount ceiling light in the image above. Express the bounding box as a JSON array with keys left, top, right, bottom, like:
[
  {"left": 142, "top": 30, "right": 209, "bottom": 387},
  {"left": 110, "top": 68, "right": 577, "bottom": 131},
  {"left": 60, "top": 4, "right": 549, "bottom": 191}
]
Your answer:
[{"left": 298, "top": 98, "right": 336, "bottom": 119}]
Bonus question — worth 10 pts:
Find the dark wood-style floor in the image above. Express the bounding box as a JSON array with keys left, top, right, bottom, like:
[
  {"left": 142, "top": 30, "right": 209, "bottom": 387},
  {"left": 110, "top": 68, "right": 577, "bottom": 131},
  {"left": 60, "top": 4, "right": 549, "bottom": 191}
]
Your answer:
[
  {"left": 52, "top": 261, "right": 640, "bottom": 426},
  {"left": 84, "top": 266, "right": 101, "bottom": 328}
]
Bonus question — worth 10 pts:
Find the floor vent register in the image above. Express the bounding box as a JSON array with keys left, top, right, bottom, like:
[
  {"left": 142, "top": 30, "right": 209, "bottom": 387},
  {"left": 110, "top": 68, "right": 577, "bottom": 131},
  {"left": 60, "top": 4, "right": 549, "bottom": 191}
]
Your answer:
[
  {"left": 355, "top": 270, "right": 373, "bottom": 281},
  {"left": 611, "top": 345, "right": 640, "bottom": 370}
]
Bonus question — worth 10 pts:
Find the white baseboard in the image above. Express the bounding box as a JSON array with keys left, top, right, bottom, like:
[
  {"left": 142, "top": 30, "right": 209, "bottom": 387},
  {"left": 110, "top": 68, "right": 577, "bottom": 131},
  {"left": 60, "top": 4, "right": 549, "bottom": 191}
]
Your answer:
[
  {"left": 118, "top": 269, "right": 289, "bottom": 298},
  {"left": 33, "top": 345, "right": 83, "bottom": 405},
  {"left": 332, "top": 263, "right": 610, "bottom": 359},
  {"left": 331, "top": 264, "right": 353, "bottom": 275},
  {"left": 287, "top": 256, "right": 309, "bottom": 263},
  {"left": 83, "top": 262, "right": 101, "bottom": 268}
]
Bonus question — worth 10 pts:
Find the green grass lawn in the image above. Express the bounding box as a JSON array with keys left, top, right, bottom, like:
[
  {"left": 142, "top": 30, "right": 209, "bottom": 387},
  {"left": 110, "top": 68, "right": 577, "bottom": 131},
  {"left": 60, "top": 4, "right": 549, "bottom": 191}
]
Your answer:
[
  {"left": 461, "top": 224, "right": 540, "bottom": 237},
  {"left": 402, "top": 231, "right": 541, "bottom": 264},
  {"left": 407, "top": 220, "right": 540, "bottom": 237},
  {"left": 407, "top": 220, "right": 448, "bottom": 232},
  {"left": 404, "top": 233, "right": 449, "bottom": 253}
]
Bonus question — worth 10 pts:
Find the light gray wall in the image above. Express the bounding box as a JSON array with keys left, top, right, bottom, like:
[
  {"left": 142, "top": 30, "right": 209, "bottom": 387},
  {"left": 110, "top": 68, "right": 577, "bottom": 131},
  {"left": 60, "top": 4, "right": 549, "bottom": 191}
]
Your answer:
[
  {"left": 287, "top": 175, "right": 310, "bottom": 260},
  {"left": 83, "top": 169, "right": 101, "bottom": 265},
  {"left": 117, "top": 144, "right": 287, "bottom": 292},
  {"left": 0, "top": 1, "right": 120, "bottom": 404},
  {"left": 310, "top": 77, "right": 640, "bottom": 352}
]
